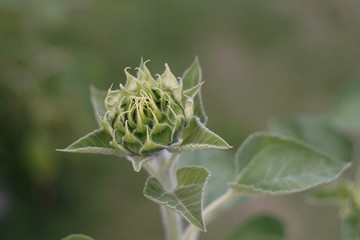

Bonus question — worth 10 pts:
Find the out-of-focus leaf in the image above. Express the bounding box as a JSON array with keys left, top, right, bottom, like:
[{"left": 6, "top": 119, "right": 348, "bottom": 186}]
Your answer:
[
  {"left": 90, "top": 86, "right": 107, "bottom": 127},
  {"left": 25, "top": 133, "right": 57, "bottom": 183},
  {"left": 181, "top": 58, "right": 207, "bottom": 124},
  {"left": 307, "top": 183, "right": 353, "bottom": 205},
  {"left": 341, "top": 213, "right": 360, "bottom": 240},
  {"left": 355, "top": 167, "right": 360, "bottom": 189},
  {"left": 62, "top": 234, "right": 94, "bottom": 240},
  {"left": 328, "top": 80, "right": 360, "bottom": 132},
  {"left": 269, "top": 117, "right": 353, "bottom": 163},
  {"left": 174, "top": 117, "right": 231, "bottom": 152},
  {"left": 230, "top": 132, "right": 350, "bottom": 195},
  {"left": 179, "top": 150, "right": 249, "bottom": 225},
  {"left": 178, "top": 150, "right": 235, "bottom": 206},
  {"left": 226, "top": 215, "right": 285, "bottom": 240},
  {"left": 144, "top": 167, "right": 209, "bottom": 231}
]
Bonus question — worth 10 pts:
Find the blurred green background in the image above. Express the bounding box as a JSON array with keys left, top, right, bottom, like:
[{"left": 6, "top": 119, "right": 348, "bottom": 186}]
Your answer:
[{"left": 1, "top": 0, "right": 360, "bottom": 239}]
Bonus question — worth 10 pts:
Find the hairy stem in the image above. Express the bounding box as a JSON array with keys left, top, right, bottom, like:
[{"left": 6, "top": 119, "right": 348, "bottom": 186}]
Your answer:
[
  {"left": 163, "top": 152, "right": 179, "bottom": 171},
  {"left": 161, "top": 206, "right": 183, "bottom": 240},
  {"left": 143, "top": 161, "right": 161, "bottom": 179},
  {"left": 144, "top": 151, "right": 183, "bottom": 240}
]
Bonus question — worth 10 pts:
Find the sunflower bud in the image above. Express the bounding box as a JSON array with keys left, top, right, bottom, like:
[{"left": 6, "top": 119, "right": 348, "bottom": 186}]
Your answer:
[
  {"left": 101, "top": 61, "right": 197, "bottom": 157},
  {"left": 61, "top": 59, "right": 231, "bottom": 172}
]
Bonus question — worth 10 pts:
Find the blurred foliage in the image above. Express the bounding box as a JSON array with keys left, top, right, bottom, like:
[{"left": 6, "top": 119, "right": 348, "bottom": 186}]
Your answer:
[
  {"left": 1, "top": 0, "right": 360, "bottom": 239},
  {"left": 226, "top": 214, "right": 285, "bottom": 240}
]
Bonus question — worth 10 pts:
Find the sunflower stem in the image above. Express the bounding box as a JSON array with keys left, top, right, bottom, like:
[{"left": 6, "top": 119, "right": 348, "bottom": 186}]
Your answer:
[{"left": 145, "top": 151, "right": 183, "bottom": 240}]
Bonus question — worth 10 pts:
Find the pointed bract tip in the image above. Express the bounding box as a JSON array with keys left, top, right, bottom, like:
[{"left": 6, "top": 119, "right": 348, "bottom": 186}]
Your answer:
[
  {"left": 107, "top": 84, "right": 114, "bottom": 92},
  {"left": 194, "top": 55, "right": 199, "bottom": 62},
  {"left": 89, "top": 85, "right": 96, "bottom": 92},
  {"left": 131, "top": 158, "right": 143, "bottom": 172},
  {"left": 143, "top": 59, "right": 151, "bottom": 65}
]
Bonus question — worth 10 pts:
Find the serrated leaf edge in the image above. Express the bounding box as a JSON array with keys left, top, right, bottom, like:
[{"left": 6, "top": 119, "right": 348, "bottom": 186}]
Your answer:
[
  {"left": 144, "top": 166, "right": 211, "bottom": 231},
  {"left": 181, "top": 57, "right": 208, "bottom": 124},
  {"left": 173, "top": 118, "right": 232, "bottom": 152},
  {"left": 232, "top": 131, "right": 351, "bottom": 195},
  {"left": 56, "top": 129, "right": 127, "bottom": 158},
  {"left": 89, "top": 85, "right": 107, "bottom": 128},
  {"left": 267, "top": 117, "right": 354, "bottom": 163}
]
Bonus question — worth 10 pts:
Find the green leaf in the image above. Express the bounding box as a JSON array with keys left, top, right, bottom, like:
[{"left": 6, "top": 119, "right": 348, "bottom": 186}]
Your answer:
[
  {"left": 269, "top": 117, "right": 353, "bottom": 162},
  {"left": 184, "top": 82, "right": 203, "bottom": 99},
  {"left": 57, "top": 129, "right": 126, "bottom": 157},
  {"left": 230, "top": 132, "right": 350, "bottom": 195},
  {"left": 144, "top": 167, "right": 210, "bottom": 231},
  {"left": 355, "top": 166, "right": 360, "bottom": 189},
  {"left": 62, "top": 234, "right": 94, "bottom": 240},
  {"left": 58, "top": 129, "right": 152, "bottom": 172},
  {"left": 307, "top": 183, "right": 353, "bottom": 206},
  {"left": 182, "top": 57, "right": 207, "bottom": 124},
  {"left": 226, "top": 215, "right": 285, "bottom": 240},
  {"left": 178, "top": 150, "right": 249, "bottom": 223},
  {"left": 90, "top": 86, "right": 107, "bottom": 127},
  {"left": 179, "top": 150, "right": 244, "bottom": 207},
  {"left": 328, "top": 80, "right": 360, "bottom": 132},
  {"left": 174, "top": 118, "right": 231, "bottom": 152},
  {"left": 341, "top": 213, "right": 360, "bottom": 240}
]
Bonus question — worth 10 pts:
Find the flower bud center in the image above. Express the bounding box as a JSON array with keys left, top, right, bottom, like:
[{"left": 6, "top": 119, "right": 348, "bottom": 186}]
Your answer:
[
  {"left": 130, "top": 96, "right": 151, "bottom": 117},
  {"left": 125, "top": 89, "right": 161, "bottom": 131}
]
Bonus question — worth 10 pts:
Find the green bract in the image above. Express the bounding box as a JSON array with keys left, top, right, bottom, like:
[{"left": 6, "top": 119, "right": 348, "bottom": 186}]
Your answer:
[
  {"left": 60, "top": 59, "right": 231, "bottom": 171},
  {"left": 102, "top": 62, "right": 193, "bottom": 156}
]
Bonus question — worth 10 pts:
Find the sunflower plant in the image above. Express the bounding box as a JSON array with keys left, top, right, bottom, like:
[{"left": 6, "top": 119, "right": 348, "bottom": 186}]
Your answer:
[{"left": 59, "top": 59, "right": 355, "bottom": 240}]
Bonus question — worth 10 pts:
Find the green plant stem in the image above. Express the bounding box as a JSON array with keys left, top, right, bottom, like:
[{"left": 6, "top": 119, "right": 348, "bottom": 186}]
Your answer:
[
  {"left": 161, "top": 206, "right": 183, "bottom": 240},
  {"left": 144, "top": 152, "right": 183, "bottom": 240},
  {"left": 182, "top": 190, "right": 236, "bottom": 240},
  {"left": 204, "top": 189, "right": 236, "bottom": 222},
  {"left": 161, "top": 152, "right": 183, "bottom": 240},
  {"left": 163, "top": 152, "right": 179, "bottom": 171},
  {"left": 143, "top": 162, "right": 161, "bottom": 179}
]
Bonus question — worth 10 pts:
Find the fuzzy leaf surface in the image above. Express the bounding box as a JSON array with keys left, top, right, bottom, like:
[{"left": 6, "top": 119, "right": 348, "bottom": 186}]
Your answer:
[
  {"left": 175, "top": 118, "right": 231, "bottom": 152},
  {"left": 341, "top": 213, "right": 360, "bottom": 240},
  {"left": 226, "top": 215, "right": 285, "bottom": 240},
  {"left": 269, "top": 117, "right": 353, "bottom": 162},
  {"left": 307, "top": 183, "right": 352, "bottom": 206},
  {"left": 179, "top": 150, "right": 249, "bottom": 224},
  {"left": 58, "top": 129, "right": 125, "bottom": 157},
  {"left": 328, "top": 80, "right": 360, "bottom": 132},
  {"left": 62, "top": 234, "right": 94, "bottom": 240},
  {"left": 231, "top": 132, "right": 350, "bottom": 195},
  {"left": 144, "top": 167, "right": 210, "bottom": 231},
  {"left": 90, "top": 86, "right": 107, "bottom": 127},
  {"left": 178, "top": 150, "right": 234, "bottom": 206},
  {"left": 182, "top": 58, "right": 207, "bottom": 123}
]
